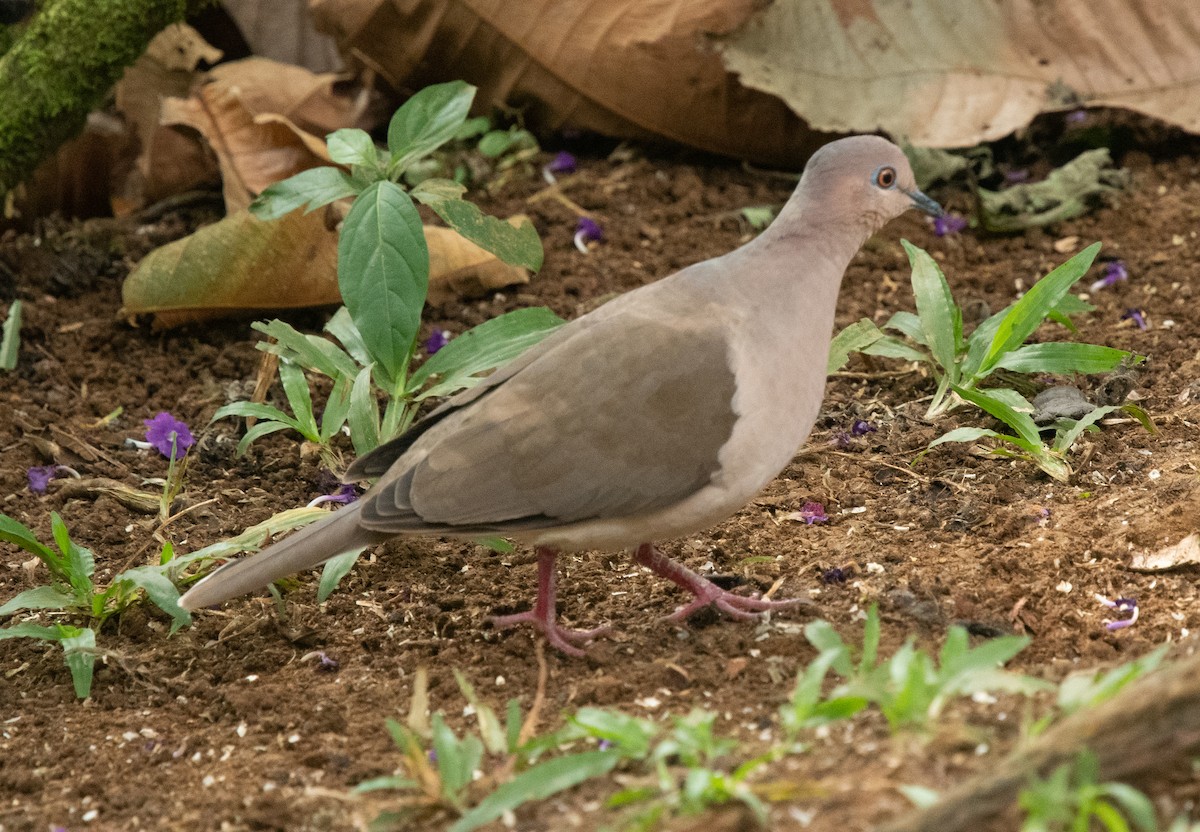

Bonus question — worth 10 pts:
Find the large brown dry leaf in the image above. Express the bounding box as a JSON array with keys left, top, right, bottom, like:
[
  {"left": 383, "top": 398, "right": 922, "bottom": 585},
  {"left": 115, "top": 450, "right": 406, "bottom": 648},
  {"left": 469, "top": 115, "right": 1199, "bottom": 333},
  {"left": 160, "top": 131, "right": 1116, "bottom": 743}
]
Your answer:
[
  {"left": 120, "top": 209, "right": 341, "bottom": 328},
  {"left": 161, "top": 82, "right": 331, "bottom": 213},
  {"left": 310, "top": 0, "right": 825, "bottom": 167},
  {"left": 718, "top": 0, "right": 1200, "bottom": 148}
]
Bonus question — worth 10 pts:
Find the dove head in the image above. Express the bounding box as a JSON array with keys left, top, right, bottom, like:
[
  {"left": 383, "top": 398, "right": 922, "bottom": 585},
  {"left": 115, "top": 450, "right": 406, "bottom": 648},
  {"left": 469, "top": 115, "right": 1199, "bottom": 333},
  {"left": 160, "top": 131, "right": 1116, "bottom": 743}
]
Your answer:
[{"left": 786, "top": 135, "right": 942, "bottom": 239}]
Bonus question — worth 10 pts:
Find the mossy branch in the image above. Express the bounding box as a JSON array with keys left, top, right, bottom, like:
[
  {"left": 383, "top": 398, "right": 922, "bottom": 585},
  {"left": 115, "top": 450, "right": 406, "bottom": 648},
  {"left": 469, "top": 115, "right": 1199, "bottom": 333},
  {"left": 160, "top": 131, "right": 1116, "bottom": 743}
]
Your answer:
[{"left": 0, "top": 0, "right": 209, "bottom": 193}]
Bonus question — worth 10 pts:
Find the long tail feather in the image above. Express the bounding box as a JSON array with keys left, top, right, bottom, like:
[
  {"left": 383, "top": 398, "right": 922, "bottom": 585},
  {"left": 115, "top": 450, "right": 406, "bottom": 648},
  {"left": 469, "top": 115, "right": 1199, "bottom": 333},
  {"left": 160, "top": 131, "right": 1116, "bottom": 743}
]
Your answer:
[{"left": 179, "top": 502, "right": 382, "bottom": 610}]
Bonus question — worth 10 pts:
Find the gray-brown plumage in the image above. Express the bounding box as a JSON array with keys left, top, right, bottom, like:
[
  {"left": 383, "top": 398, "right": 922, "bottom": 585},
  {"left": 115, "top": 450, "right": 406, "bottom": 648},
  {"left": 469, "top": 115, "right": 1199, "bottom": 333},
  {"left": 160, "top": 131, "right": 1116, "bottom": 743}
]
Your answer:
[{"left": 180, "top": 135, "right": 942, "bottom": 654}]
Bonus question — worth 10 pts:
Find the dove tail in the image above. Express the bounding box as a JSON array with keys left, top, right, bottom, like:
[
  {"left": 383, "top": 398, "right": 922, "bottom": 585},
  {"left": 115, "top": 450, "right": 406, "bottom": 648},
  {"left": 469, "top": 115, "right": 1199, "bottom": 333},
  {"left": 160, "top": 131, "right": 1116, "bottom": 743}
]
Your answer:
[{"left": 179, "top": 501, "right": 382, "bottom": 610}]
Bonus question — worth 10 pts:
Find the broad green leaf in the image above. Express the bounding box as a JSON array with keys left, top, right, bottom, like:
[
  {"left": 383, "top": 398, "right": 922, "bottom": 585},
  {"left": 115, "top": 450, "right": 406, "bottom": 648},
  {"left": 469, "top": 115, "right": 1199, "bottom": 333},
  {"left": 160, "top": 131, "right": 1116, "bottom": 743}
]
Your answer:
[
  {"left": 116, "top": 566, "right": 192, "bottom": 631},
  {"left": 212, "top": 401, "right": 302, "bottom": 431},
  {"left": 978, "top": 243, "right": 1101, "bottom": 375},
  {"left": 882, "top": 310, "right": 927, "bottom": 345},
  {"left": 902, "top": 240, "right": 962, "bottom": 382},
  {"left": 326, "top": 128, "right": 379, "bottom": 168},
  {"left": 250, "top": 166, "right": 358, "bottom": 220},
  {"left": 319, "top": 374, "right": 354, "bottom": 442},
  {"left": 413, "top": 193, "right": 544, "bottom": 272},
  {"left": 0, "top": 622, "right": 68, "bottom": 640},
  {"left": 234, "top": 421, "right": 298, "bottom": 456},
  {"left": 316, "top": 547, "right": 364, "bottom": 603},
  {"left": 862, "top": 336, "right": 930, "bottom": 364},
  {"left": 449, "top": 750, "right": 622, "bottom": 832},
  {"left": 338, "top": 180, "right": 428, "bottom": 385},
  {"left": 410, "top": 177, "right": 467, "bottom": 203},
  {"left": 826, "top": 318, "right": 884, "bottom": 373},
  {"left": 993, "top": 342, "right": 1129, "bottom": 375},
  {"left": 347, "top": 365, "right": 381, "bottom": 455},
  {"left": 963, "top": 308, "right": 1008, "bottom": 379},
  {"left": 0, "top": 514, "right": 57, "bottom": 562},
  {"left": 953, "top": 386, "right": 1043, "bottom": 448},
  {"left": 0, "top": 584, "right": 75, "bottom": 616},
  {"left": 59, "top": 625, "right": 96, "bottom": 698},
  {"left": 252, "top": 319, "right": 358, "bottom": 380},
  {"left": 1, "top": 299, "right": 20, "bottom": 370},
  {"left": 324, "top": 307, "right": 374, "bottom": 368},
  {"left": 411, "top": 307, "right": 564, "bottom": 399},
  {"left": 1054, "top": 405, "right": 1120, "bottom": 454},
  {"left": 278, "top": 360, "right": 319, "bottom": 440},
  {"left": 571, "top": 708, "right": 657, "bottom": 757},
  {"left": 387, "top": 81, "right": 476, "bottom": 173}
]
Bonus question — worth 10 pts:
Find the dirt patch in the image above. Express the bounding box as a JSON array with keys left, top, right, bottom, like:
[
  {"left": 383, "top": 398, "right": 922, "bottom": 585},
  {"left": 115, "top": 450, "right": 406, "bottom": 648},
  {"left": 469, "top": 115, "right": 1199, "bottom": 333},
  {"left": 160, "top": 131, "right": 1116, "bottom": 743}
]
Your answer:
[{"left": 3, "top": 132, "right": 1200, "bottom": 831}]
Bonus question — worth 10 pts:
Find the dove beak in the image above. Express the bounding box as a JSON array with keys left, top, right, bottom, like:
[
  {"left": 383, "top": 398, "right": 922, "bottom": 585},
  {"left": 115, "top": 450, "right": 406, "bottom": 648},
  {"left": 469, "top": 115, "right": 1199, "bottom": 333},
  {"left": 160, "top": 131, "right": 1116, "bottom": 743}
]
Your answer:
[{"left": 904, "top": 188, "right": 944, "bottom": 217}]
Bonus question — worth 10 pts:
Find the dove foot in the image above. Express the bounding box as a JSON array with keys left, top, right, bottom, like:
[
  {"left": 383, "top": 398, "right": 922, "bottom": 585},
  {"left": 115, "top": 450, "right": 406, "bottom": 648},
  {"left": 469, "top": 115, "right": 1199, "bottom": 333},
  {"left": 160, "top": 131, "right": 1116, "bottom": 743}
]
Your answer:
[
  {"left": 632, "top": 543, "right": 811, "bottom": 624},
  {"left": 490, "top": 546, "right": 611, "bottom": 657}
]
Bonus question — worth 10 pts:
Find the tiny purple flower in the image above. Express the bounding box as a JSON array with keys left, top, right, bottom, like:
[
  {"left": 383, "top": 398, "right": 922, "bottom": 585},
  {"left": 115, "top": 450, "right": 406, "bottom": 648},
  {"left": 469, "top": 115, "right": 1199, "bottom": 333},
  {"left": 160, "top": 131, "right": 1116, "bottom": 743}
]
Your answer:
[
  {"left": 851, "top": 419, "right": 876, "bottom": 437},
  {"left": 1003, "top": 168, "right": 1030, "bottom": 185},
  {"left": 307, "top": 483, "right": 360, "bottom": 509},
  {"left": 574, "top": 217, "right": 604, "bottom": 253},
  {"left": 143, "top": 412, "right": 194, "bottom": 459},
  {"left": 542, "top": 151, "right": 577, "bottom": 183},
  {"left": 425, "top": 329, "right": 451, "bottom": 355},
  {"left": 1066, "top": 108, "right": 1088, "bottom": 123},
  {"left": 798, "top": 501, "right": 829, "bottom": 525},
  {"left": 1090, "top": 260, "right": 1128, "bottom": 292},
  {"left": 830, "top": 431, "right": 852, "bottom": 449},
  {"left": 821, "top": 566, "right": 850, "bottom": 584},
  {"left": 315, "top": 651, "right": 339, "bottom": 672},
  {"left": 598, "top": 740, "right": 613, "bottom": 751},
  {"left": 28, "top": 465, "right": 59, "bottom": 494},
  {"left": 1122, "top": 308, "right": 1148, "bottom": 331},
  {"left": 933, "top": 213, "right": 968, "bottom": 237},
  {"left": 1096, "top": 594, "right": 1138, "bottom": 631}
]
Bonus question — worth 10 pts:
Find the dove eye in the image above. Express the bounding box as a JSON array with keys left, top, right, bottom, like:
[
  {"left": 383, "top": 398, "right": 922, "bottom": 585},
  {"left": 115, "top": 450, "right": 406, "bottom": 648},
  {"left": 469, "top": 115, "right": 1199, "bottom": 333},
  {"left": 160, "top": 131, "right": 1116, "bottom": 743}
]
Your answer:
[{"left": 874, "top": 166, "right": 897, "bottom": 189}]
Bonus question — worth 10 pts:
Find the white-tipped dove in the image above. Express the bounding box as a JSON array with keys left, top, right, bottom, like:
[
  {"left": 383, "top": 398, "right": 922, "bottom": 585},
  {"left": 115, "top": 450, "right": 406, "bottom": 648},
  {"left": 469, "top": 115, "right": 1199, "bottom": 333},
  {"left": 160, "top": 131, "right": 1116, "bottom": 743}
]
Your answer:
[{"left": 180, "top": 135, "right": 942, "bottom": 655}]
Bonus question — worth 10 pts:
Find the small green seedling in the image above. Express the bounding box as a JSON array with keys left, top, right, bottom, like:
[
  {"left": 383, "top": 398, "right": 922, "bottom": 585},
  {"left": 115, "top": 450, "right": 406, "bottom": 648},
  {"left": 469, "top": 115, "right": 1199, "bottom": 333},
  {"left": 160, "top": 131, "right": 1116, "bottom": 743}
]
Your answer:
[
  {"left": 924, "top": 385, "right": 1154, "bottom": 482},
  {"left": 828, "top": 241, "right": 1134, "bottom": 419},
  {"left": 0, "top": 299, "right": 20, "bottom": 371},
  {"left": 0, "top": 512, "right": 190, "bottom": 697},
  {"left": 1019, "top": 750, "right": 1157, "bottom": 832},
  {"left": 785, "top": 605, "right": 1050, "bottom": 734}
]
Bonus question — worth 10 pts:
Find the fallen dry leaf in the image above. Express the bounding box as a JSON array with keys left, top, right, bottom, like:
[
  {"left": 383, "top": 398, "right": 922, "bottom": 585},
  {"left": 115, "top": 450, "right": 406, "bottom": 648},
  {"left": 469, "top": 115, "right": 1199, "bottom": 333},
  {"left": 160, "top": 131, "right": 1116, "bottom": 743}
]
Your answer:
[
  {"left": 718, "top": 0, "right": 1200, "bottom": 148},
  {"left": 1129, "top": 533, "right": 1200, "bottom": 572}
]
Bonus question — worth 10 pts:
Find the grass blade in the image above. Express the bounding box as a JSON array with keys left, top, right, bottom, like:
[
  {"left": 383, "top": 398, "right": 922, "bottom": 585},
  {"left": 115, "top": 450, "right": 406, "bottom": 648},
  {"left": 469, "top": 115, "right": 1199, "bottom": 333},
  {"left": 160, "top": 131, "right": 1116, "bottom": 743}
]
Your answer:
[
  {"left": 0, "top": 299, "right": 21, "bottom": 370},
  {"left": 993, "top": 342, "right": 1130, "bottom": 375},
  {"left": 317, "top": 547, "right": 365, "bottom": 602}
]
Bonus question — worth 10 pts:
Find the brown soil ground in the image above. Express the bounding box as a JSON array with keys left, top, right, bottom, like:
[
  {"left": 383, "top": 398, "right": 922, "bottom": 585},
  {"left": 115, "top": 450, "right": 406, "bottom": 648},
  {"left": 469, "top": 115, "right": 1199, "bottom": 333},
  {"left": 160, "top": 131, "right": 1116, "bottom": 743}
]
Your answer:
[{"left": 2, "top": 124, "right": 1200, "bottom": 832}]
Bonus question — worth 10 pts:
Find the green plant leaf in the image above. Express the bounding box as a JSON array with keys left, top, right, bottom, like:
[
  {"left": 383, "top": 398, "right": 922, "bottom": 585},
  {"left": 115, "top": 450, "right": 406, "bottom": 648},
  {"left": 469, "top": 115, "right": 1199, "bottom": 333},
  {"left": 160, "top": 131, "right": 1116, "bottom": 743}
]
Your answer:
[
  {"left": 316, "top": 547, "right": 364, "bottom": 603},
  {"left": 250, "top": 166, "right": 359, "bottom": 221},
  {"left": 324, "top": 307, "right": 374, "bottom": 368},
  {"left": 338, "top": 180, "right": 428, "bottom": 386},
  {"left": 1, "top": 299, "right": 21, "bottom": 371},
  {"left": 0, "top": 622, "right": 68, "bottom": 640},
  {"left": 235, "top": 420, "right": 298, "bottom": 456},
  {"left": 1054, "top": 405, "right": 1120, "bottom": 454},
  {"left": 115, "top": 566, "right": 192, "bottom": 631},
  {"left": 212, "top": 401, "right": 300, "bottom": 429},
  {"left": 59, "top": 625, "right": 96, "bottom": 698},
  {"left": 319, "top": 374, "right": 354, "bottom": 443},
  {"left": 804, "top": 620, "right": 853, "bottom": 677},
  {"left": 326, "top": 128, "right": 379, "bottom": 168},
  {"left": 0, "top": 513, "right": 57, "bottom": 563},
  {"left": 978, "top": 243, "right": 1101, "bottom": 376},
  {"left": 882, "top": 310, "right": 928, "bottom": 345},
  {"left": 1099, "top": 783, "right": 1159, "bottom": 832},
  {"left": 449, "top": 750, "right": 622, "bottom": 832},
  {"left": 278, "top": 359, "right": 320, "bottom": 440},
  {"left": 827, "top": 318, "right": 885, "bottom": 373},
  {"left": 52, "top": 512, "right": 94, "bottom": 603},
  {"left": 412, "top": 192, "right": 544, "bottom": 272},
  {"left": 862, "top": 336, "right": 930, "bottom": 364},
  {"left": 953, "top": 386, "right": 1043, "bottom": 448},
  {"left": 925, "top": 426, "right": 1008, "bottom": 450},
  {"left": 252, "top": 319, "right": 358, "bottom": 380},
  {"left": 409, "top": 177, "right": 467, "bottom": 203},
  {"left": 902, "top": 240, "right": 962, "bottom": 383},
  {"left": 993, "top": 342, "right": 1129, "bottom": 375},
  {"left": 387, "top": 81, "right": 476, "bottom": 174},
  {"left": 411, "top": 307, "right": 564, "bottom": 399},
  {"left": 571, "top": 708, "right": 658, "bottom": 758},
  {"left": 431, "top": 713, "right": 483, "bottom": 802},
  {"left": 0, "top": 584, "right": 76, "bottom": 616},
  {"left": 346, "top": 365, "right": 381, "bottom": 455}
]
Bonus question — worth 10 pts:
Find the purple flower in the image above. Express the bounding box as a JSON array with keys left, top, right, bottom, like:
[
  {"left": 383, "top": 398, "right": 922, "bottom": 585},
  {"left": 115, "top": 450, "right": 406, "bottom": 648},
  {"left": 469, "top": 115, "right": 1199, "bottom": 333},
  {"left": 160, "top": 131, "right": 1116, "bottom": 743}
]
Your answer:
[
  {"left": 307, "top": 483, "right": 360, "bottom": 508},
  {"left": 851, "top": 419, "right": 876, "bottom": 437},
  {"left": 1066, "top": 109, "right": 1088, "bottom": 124},
  {"left": 1003, "top": 168, "right": 1030, "bottom": 185},
  {"left": 425, "top": 329, "right": 451, "bottom": 355},
  {"left": 315, "top": 651, "right": 339, "bottom": 672},
  {"left": 821, "top": 566, "right": 850, "bottom": 584},
  {"left": 1090, "top": 261, "right": 1128, "bottom": 292},
  {"left": 933, "top": 213, "right": 968, "bottom": 237},
  {"left": 598, "top": 740, "right": 613, "bottom": 751},
  {"left": 1121, "top": 308, "right": 1148, "bottom": 331},
  {"left": 798, "top": 501, "right": 829, "bottom": 525},
  {"left": 542, "top": 151, "right": 577, "bottom": 183},
  {"left": 1096, "top": 595, "right": 1138, "bottom": 631},
  {"left": 830, "top": 431, "right": 852, "bottom": 449},
  {"left": 28, "top": 465, "right": 59, "bottom": 494},
  {"left": 143, "top": 412, "right": 194, "bottom": 459},
  {"left": 574, "top": 217, "right": 604, "bottom": 253}
]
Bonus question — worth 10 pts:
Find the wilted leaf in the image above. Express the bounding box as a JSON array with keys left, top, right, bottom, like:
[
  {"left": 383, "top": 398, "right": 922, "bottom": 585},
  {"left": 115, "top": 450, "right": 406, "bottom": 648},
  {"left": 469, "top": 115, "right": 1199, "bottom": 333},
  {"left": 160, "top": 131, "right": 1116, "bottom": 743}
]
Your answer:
[
  {"left": 120, "top": 209, "right": 340, "bottom": 327},
  {"left": 978, "top": 149, "right": 1129, "bottom": 232},
  {"left": 719, "top": 0, "right": 1200, "bottom": 148},
  {"left": 161, "top": 83, "right": 331, "bottom": 212}
]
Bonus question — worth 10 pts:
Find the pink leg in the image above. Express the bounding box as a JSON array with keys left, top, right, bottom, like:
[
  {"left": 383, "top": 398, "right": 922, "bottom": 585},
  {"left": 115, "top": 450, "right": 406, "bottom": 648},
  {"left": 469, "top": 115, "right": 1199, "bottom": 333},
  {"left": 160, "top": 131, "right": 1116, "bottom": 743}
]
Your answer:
[
  {"left": 632, "top": 543, "right": 812, "bottom": 623},
  {"left": 490, "top": 546, "right": 612, "bottom": 657}
]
